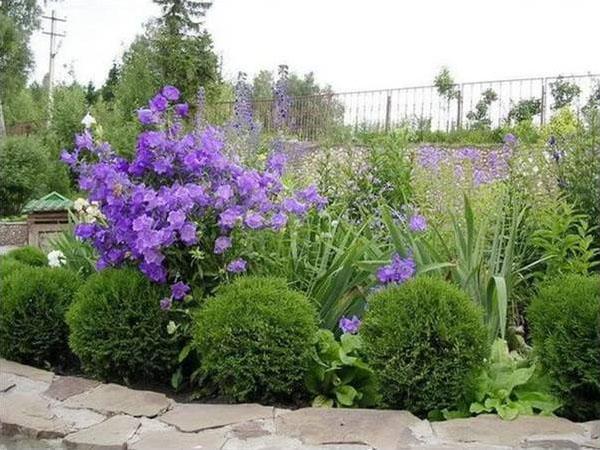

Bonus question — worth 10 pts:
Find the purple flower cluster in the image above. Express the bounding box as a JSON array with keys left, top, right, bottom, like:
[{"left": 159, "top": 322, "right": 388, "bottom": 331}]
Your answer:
[
  {"left": 62, "top": 86, "right": 326, "bottom": 302},
  {"left": 376, "top": 253, "right": 415, "bottom": 285},
  {"left": 232, "top": 72, "right": 256, "bottom": 133},
  {"left": 339, "top": 315, "right": 361, "bottom": 334},
  {"left": 273, "top": 65, "right": 291, "bottom": 129},
  {"left": 416, "top": 143, "right": 513, "bottom": 187}
]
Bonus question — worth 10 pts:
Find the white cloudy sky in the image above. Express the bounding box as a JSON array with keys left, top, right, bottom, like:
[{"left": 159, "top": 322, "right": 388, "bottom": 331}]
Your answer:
[{"left": 30, "top": 0, "right": 600, "bottom": 91}]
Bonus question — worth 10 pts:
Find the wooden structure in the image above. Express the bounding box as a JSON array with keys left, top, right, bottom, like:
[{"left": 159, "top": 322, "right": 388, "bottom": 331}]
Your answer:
[{"left": 22, "top": 192, "right": 73, "bottom": 250}]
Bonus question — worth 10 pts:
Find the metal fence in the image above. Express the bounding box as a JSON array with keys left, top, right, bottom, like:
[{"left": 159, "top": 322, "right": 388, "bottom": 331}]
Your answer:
[{"left": 207, "top": 73, "right": 600, "bottom": 140}]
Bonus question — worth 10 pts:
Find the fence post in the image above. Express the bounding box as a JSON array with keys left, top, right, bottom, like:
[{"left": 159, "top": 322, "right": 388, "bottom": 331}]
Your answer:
[
  {"left": 456, "top": 84, "right": 463, "bottom": 130},
  {"left": 385, "top": 93, "right": 392, "bottom": 132},
  {"left": 540, "top": 78, "right": 546, "bottom": 126}
]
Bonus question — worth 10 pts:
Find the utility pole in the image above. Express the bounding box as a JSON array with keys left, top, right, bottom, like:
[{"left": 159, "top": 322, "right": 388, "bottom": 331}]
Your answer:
[{"left": 42, "top": 10, "right": 66, "bottom": 125}]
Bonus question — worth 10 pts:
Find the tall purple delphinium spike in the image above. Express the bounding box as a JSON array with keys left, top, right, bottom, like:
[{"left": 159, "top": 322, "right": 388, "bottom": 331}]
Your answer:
[
  {"left": 232, "top": 72, "right": 255, "bottom": 132},
  {"left": 194, "top": 87, "right": 206, "bottom": 133},
  {"left": 273, "top": 64, "right": 291, "bottom": 130}
]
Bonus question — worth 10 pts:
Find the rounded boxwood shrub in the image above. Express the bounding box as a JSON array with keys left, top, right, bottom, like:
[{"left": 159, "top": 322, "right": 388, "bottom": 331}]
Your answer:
[
  {"left": 194, "top": 276, "right": 318, "bottom": 403},
  {"left": 361, "top": 276, "right": 487, "bottom": 417},
  {"left": 0, "top": 266, "right": 81, "bottom": 369},
  {"left": 66, "top": 268, "right": 180, "bottom": 384},
  {"left": 528, "top": 274, "right": 600, "bottom": 421},
  {"left": 5, "top": 246, "right": 47, "bottom": 267},
  {"left": 0, "top": 256, "right": 27, "bottom": 279}
]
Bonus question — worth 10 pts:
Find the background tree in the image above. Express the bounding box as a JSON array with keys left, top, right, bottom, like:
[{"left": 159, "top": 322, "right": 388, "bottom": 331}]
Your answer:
[
  {"left": 550, "top": 76, "right": 581, "bottom": 110},
  {"left": 153, "top": 0, "right": 212, "bottom": 34}
]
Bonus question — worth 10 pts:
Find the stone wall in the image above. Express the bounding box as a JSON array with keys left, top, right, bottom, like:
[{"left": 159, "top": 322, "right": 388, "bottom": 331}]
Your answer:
[{"left": 0, "top": 222, "right": 28, "bottom": 246}]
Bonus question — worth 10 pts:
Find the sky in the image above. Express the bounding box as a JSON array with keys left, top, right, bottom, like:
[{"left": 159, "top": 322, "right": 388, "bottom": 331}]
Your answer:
[{"left": 30, "top": 0, "right": 600, "bottom": 92}]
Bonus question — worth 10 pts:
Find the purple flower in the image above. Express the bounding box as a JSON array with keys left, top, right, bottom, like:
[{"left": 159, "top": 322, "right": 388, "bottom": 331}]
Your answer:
[
  {"left": 503, "top": 133, "right": 518, "bottom": 145},
  {"left": 160, "top": 297, "right": 172, "bottom": 311},
  {"left": 60, "top": 150, "right": 77, "bottom": 166},
  {"left": 137, "top": 109, "right": 157, "bottom": 125},
  {"left": 175, "top": 103, "right": 189, "bottom": 117},
  {"left": 171, "top": 281, "right": 190, "bottom": 300},
  {"left": 227, "top": 258, "right": 247, "bottom": 273},
  {"left": 270, "top": 212, "right": 288, "bottom": 231},
  {"left": 339, "top": 315, "right": 361, "bottom": 334},
  {"left": 179, "top": 222, "right": 197, "bottom": 245},
  {"left": 376, "top": 253, "right": 416, "bottom": 285},
  {"left": 214, "top": 236, "right": 232, "bottom": 254},
  {"left": 408, "top": 214, "right": 427, "bottom": 233},
  {"left": 150, "top": 94, "right": 168, "bottom": 112},
  {"left": 266, "top": 151, "right": 287, "bottom": 175},
  {"left": 162, "top": 85, "right": 180, "bottom": 101},
  {"left": 244, "top": 212, "right": 264, "bottom": 229},
  {"left": 282, "top": 198, "right": 308, "bottom": 215}
]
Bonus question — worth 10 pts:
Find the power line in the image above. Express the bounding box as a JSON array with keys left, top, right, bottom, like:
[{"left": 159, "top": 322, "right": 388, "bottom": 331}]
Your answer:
[{"left": 42, "top": 10, "right": 66, "bottom": 125}]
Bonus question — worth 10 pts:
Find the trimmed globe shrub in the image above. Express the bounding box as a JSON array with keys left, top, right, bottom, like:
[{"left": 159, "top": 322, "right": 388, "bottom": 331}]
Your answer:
[
  {"left": 528, "top": 274, "right": 600, "bottom": 421},
  {"left": 0, "top": 266, "right": 81, "bottom": 369},
  {"left": 66, "top": 268, "right": 179, "bottom": 384},
  {"left": 361, "top": 277, "right": 487, "bottom": 417},
  {"left": 194, "top": 276, "right": 318, "bottom": 403},
  {"left": 0, "top": 256, "right": 27, "bottom": 279},
  {"left": 5, "top": 246, "right": 47, "bottom": 267}
]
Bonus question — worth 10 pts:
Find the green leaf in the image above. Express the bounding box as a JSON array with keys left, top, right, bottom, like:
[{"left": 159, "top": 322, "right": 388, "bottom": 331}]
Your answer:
[
  {"left": 312, "top": 395, "right": 334, "bottom": 408},
  {"left": 178, "top": 344, "right": 191, "bottom": 363},
  {"left": 335, "top": 385, "right": 358, "bottom": 406},
  {"left": 340, "top": 333, "right": 362, "bottom": 354},
  {"left": 171, "top": 368, "right": 183, "bottom": 390}
]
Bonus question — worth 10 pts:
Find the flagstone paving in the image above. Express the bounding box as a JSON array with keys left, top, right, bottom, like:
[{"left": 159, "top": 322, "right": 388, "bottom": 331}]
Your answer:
[{"left": 1, "top": 358, "right": 599, "bottom": 450}]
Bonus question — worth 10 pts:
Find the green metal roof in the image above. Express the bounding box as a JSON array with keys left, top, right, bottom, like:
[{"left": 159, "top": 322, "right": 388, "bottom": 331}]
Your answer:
[{"left": 22, "top": 192, "right": 73, "bottom": 214}]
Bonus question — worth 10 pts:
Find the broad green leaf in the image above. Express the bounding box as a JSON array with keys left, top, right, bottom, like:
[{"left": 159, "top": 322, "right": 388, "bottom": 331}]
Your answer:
[
  {"left": 312, "top": 395, "right": 334, "bottom": 408},
  {"left": 335, "top": 385, "right": 358, "bottom": 406}
]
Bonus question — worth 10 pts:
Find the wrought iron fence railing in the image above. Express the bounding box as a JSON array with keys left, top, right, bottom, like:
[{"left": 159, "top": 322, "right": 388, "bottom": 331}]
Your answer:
[{"left": 207, "top": 73, "right": 600, "bottom": 140}]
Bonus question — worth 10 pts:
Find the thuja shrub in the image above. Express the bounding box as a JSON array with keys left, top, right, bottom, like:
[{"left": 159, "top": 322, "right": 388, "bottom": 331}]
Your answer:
[
  {"left": 194, "top": 276, "right": 318, "bottom": 403},
  {"left": 0, "top": 266, "right": 81, "bottom": 369},
  {"left": 66, "top": 268, "right": 180, "bottom": 384},
  {"left": 5, "top": 246, "right": 47, "bottom": 267},
  {"left": 361, "top": 277, "right": 487, "bottom": 417},
  {"left": 528, "top": 274, "right": 600, "bottom": 421},
  {"left": 0, "top": 257, "right": 26, "bottom": 279}
]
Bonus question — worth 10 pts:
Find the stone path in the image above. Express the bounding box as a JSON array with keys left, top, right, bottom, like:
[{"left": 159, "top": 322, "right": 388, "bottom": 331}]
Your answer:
[{"left": 0, "top": 358, "right": 598, "bottom": 450}]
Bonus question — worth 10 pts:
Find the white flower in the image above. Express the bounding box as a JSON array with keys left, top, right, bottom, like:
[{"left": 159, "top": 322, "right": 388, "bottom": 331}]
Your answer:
[
  {"left": 166, "top": 321, "right": 178, "bottom": 335},
  {"left": 73, "top": 198, "right": 88, "bottom": 212},
  {"left": 47, "top": 250, "right": 66, "bottom": 267}
]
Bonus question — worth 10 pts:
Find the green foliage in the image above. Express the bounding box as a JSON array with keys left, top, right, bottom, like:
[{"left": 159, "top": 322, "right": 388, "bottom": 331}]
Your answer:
[
  {"left": 508, "top": 98, "right": 542, "bottom": 124},
  {"left": 550, "top": 76, "right": 581, "bottom": 110},
  {"left": 154, "top": 0, "right": 210, "bottom": 34},
  {"left": 194, "top": 276, "right": 318, "bottom": 403},
  {"left": 0, "top": 136, "right": 50, "bottom": 216},
  {"left": 361, "top": 277, "right": 487, "bottom": 416},
  {"left": 306, "top": 329, "right": 380, "bottom": 408},
  {"left": 466, "top": 89, "right": 498, "bottom": 129},
  {"left": 0, "top": 13, "right": 33, "bottom": 104},
  {"left": 48, "top": 83, "right": 88, "bottom": 150},
  {"left": 528, "top": 274, "right": 600, "bottom": 421},
  {"left": 434, "top": 66, "right": 459, "bottom": 100},
  {"left": 66, "top": 268, "right": 180, "bottom": 384},
  {"left": 530, "top": 197, "right": 599, "bottom": 278},
  {"left": 49, "top": 228, "right": 97, "bottom": 277},
  {"left": 0, "top": 266, "right": 81, "bottom": 369},
  {"left": 467, "top": 339, "right": 560, "bottom": 420},
  {"left": 0, "top": 256, "right": 27, "bottom": 279},
  {"left": 380, "top": 194, "right": 538, "bottom": 340},
  {"left": 4, "top": 246, "right": 47, "bottom": 267},
  {"left": 248, "top": 210, "right": 379, "bottom": 330}
]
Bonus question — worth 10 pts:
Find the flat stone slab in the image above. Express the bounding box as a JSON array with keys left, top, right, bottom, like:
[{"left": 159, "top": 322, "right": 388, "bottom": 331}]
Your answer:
[
  {"left": 43, "top": 376, "right": 100, "bottom": 401},
  {"left": 0, "top": 359, "right": 54, "bottom": 383},
  {"left": 0, "top": 393, "right": 70, "bottom": 439},
  {"left": 0, "top": 377, "right": 15, "bottom": 392},
  {"left": 160, "top": 403, "right": 274, "bottom": 432},
  {"left": 63, "top": 415, "right": 140, "bottom": 450},
  {"left": 432, "top": 414, "right": 587, "bottom": 447},
  {"left": 131, "top": 428, "right": 228, "bottom": 450},
  {"left": 62, "top": 383, "right": 171, "bottom": 417},
  {"left": 275, "top": 407, "right": 428, "bottom": 449}
]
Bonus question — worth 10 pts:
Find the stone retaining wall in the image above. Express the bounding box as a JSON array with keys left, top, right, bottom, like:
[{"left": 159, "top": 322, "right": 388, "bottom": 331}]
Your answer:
[
  {"left": 1, "top": 358, "right": 599, "bottom": 450},
  {"left": 0, "top": 222, "right": 28, "bottom": 246}
]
